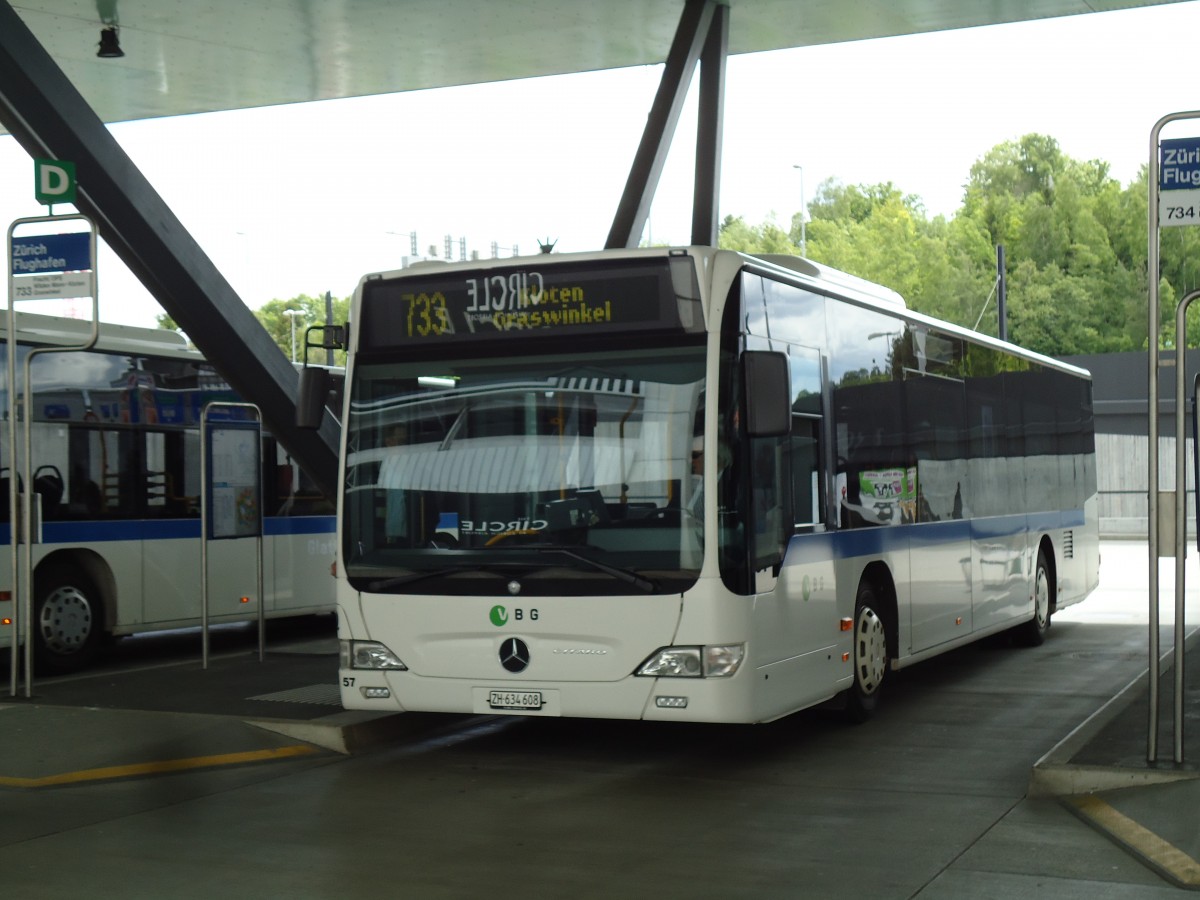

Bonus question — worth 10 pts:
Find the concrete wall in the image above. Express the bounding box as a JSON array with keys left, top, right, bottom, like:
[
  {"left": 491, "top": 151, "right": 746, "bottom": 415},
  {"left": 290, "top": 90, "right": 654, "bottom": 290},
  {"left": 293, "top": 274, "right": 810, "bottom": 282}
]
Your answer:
[{"left": 1063, "top": 351, "right": 1200, "bottom": 538}]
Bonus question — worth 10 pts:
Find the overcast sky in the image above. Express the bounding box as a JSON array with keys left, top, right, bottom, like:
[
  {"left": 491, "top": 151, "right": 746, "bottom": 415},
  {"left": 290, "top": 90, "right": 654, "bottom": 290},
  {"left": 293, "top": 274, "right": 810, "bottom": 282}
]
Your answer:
[{"left": 3, "top": 0, "right": 1200, "bottom": 329}]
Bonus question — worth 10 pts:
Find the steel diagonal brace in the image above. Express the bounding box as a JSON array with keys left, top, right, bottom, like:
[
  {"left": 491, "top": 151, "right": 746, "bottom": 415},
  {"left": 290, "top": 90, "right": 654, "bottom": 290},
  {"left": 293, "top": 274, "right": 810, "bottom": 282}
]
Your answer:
[{"left": 606, "top": 0, "right": 727, "bottom": 249}]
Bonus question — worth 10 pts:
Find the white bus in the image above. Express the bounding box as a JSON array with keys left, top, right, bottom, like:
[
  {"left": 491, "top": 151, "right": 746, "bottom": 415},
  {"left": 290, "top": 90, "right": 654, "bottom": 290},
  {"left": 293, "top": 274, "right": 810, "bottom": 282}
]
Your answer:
[
  {"left": 2, "top": 313, "right": 338, "bottom": 674},
  {"left": 303, "top": 247, "right": 1099, "bottom": 723}
]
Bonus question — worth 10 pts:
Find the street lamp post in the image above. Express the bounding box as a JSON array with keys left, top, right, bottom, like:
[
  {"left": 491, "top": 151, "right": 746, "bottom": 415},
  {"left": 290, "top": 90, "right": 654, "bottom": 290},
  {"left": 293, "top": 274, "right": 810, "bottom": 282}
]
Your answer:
[
  {"left": 283, "top": 309, "right": 303, "bottom": 362},
  {"left": 792, "top": 164, "right": 806, "bottom": 256}
]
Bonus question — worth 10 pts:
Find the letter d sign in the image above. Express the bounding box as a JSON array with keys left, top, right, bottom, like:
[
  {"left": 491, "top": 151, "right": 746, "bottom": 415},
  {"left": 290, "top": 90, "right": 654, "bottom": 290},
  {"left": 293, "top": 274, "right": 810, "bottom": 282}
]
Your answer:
[{"left": 34, "top": 159, "right": 76, "bottom": 205}]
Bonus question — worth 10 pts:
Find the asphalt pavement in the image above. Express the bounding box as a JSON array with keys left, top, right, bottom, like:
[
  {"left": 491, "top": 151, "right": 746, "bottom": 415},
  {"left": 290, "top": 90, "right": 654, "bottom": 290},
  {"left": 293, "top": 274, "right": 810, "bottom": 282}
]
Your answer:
[{"left": 0, "top": 541, "right": 1197, "bottom": 895}]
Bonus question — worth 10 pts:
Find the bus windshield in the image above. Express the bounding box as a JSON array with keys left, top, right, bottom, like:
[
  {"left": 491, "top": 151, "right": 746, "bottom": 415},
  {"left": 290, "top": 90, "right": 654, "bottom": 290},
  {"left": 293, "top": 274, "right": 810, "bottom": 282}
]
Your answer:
[{"left": 343, "top": 344, "right": 706, "bottom": 595}]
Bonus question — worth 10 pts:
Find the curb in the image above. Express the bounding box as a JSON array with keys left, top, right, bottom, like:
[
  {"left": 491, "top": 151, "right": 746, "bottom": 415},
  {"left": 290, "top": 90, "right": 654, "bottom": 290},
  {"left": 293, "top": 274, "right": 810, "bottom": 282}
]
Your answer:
[
  {"left": 1029, "top": 626, "right": 1200, "bottom": 797},
  {"left": 248, "top": 710, "right": 489, "bottom": 755}
]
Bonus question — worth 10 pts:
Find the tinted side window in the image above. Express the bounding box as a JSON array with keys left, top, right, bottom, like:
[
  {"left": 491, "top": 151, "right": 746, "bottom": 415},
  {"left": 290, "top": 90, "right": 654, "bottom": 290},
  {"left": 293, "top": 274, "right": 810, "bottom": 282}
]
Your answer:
[
  {"left": 827, "top": 304, "right": 908, "bottom": 528},
  {"left": 964, "top": 344, "right": 1008, "bottom": 517}
]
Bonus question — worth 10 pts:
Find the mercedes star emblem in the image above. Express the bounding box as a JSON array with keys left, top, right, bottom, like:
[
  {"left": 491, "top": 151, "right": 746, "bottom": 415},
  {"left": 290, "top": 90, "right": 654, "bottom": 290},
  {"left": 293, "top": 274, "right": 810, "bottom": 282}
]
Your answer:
[{"left": 499, "top": 637, "right": 530, "bottom": 673}]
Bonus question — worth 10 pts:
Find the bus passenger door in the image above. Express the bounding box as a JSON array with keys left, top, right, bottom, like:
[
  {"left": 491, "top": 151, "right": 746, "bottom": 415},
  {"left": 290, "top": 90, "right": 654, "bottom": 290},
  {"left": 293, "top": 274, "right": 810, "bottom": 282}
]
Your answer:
[
  {"left": 141, "top": 429, "right": 207, "bottom": 624},
  {"left": 143, "top": 428, "right": 251, "bottom": 625},
  {"left": 264, "top": 441, "right": 336, "bottom": 614},
  {"left": 967, "top": 373, "right": 1027, "bottom": 631},
  {"left": 749, "top": 346, "right": 839, "bottom": 717}
]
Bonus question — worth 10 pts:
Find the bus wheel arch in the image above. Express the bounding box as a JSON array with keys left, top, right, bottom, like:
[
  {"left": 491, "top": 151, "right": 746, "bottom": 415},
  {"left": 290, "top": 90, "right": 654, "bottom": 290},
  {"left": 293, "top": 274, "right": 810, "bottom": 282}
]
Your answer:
[
  {"left": 32, "top": 550, "right": 114, "bottom": 674},
  {"left": 845, "top": 562, "right": 897, "bottom": 723}
]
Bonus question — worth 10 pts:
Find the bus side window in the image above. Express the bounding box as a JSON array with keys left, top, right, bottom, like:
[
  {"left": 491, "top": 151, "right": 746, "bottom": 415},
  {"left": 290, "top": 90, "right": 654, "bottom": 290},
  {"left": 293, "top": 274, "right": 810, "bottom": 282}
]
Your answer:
[
  {"left": 786, "top": 347, "right": 824, "bottom": 533},
  {"left": 144, "top": 430, "right": 198, "bottom": 517},
  {"left": 33, "top": 465, "right": 64, "bottom": 519},
  {"left": 64, "top": 428, "right": 139, "bottom": 518},
  {"left": 66, "top": 429, "right": 100, "bottom": 517},
  {"left": 749, "top": 434, "right": 791, "bottom": 574},
  {"left": 791, "top": 417, "right": 822, "bottom": 530}
]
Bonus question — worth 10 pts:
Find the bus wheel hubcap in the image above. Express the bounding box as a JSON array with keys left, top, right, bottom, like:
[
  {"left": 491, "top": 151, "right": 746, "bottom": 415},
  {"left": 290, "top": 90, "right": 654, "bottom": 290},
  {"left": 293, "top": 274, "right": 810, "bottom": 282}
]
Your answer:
[
  {"left": 856, "top": 607, "right": 887, "bottom": 695},
  {"left": 1035, "top": 567, "right": 1049, "bottom": 629},
  {"left": 39, "top": 587, "right": 93, "bottom": 654}
]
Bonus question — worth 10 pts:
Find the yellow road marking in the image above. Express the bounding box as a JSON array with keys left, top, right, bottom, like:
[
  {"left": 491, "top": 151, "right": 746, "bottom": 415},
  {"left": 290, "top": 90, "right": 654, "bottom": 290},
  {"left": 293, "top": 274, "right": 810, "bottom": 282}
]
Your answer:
[
  {"left": 1070, "top": 793, "right": 1200, "bottom": 886},
  {"left": 0, "top": 744, "right": 318, "bottom": 788}
]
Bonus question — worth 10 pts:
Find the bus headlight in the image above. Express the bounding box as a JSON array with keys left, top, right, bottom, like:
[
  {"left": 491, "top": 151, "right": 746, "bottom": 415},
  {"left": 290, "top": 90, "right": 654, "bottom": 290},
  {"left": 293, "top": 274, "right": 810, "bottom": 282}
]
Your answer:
[
  {"left": 636, "top": 644, "right": 744, "bottom": 678},
  {"left": 704, "top": 644, "right": 745, "bottom": 677},
  {"left": 341, "top": 639, "right": 408, "bottom": 671}
]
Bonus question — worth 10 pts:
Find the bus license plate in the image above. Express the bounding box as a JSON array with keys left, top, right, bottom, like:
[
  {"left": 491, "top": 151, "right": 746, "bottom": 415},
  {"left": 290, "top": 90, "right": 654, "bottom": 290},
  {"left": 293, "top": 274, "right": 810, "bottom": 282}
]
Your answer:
[{"left": 489, "top": 690, "right": 543, "bottom": 711}]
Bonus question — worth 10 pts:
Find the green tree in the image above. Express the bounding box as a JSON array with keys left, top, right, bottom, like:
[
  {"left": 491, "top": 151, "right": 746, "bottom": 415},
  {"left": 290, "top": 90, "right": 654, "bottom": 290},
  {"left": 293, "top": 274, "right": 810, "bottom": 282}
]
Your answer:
[
  {"left": 805, "top": 179, "right": 924, "bottom": 227},
  {"left": 802, "top": 180, "right": 995, "bottom": 333},
  {"left": 256, "top": 294, "right": 349, "bottom": 365},
  {"left": 958, "top": 134, "right": 1149, "bottom": 351},
  {"left": 694, "top": 134, "right": 1184, "bottom": 355},
  {"left": 717, "top": 214, "right": 796, "bottom": 254},
  {"left": 962, "top": 134, "right": 1064, "bottom": 249}
]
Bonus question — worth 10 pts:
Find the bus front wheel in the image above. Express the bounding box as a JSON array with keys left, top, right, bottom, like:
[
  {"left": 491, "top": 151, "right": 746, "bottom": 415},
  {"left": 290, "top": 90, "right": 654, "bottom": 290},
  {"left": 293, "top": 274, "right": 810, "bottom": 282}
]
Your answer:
[
  {"left": 846, "top": 582, "right": 889, "bottom": 723},
  {"left": 34, "top": 565, "right": 103, "bottom": 675}
]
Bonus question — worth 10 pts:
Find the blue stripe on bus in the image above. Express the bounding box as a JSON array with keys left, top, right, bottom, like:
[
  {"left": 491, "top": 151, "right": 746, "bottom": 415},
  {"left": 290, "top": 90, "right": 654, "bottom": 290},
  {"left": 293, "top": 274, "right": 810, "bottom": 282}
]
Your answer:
[
  {"left": 1030, "top": 509, "right": 1087, "bottom": 531},
  {"left": 43, "top": 520, "right": 192, "bottom": 542},
  {"left": 783, "top": 510, "right": 1086, "bottom": 567},
  {"left": 1, "top": 515, "right": 335, "bottom": 545},
  {"left": 264, "top": 516, "right": 337, "bottom": 536}
]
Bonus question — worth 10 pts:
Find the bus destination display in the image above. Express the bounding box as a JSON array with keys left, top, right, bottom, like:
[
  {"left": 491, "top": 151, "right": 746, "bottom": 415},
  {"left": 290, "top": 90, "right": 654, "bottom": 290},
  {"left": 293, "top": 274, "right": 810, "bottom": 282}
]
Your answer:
[{"left": 360, "top": 260, "right": 684, "bottom": 348}]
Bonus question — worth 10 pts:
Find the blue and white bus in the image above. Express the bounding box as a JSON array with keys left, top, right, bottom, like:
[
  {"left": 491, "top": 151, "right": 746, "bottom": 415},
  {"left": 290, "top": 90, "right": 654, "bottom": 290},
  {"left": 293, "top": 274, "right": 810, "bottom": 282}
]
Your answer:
[
  {"left": 2, "top": 313, "right": 338, "bottom": 674},
  {"left": 305, "top": 247, "right": 1098, "bottom": 723}
]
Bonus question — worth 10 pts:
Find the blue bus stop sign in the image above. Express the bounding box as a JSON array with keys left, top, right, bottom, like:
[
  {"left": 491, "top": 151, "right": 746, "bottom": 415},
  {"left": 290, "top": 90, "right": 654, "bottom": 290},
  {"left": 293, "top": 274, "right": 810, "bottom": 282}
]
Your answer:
[{"left": 1158, "top": 137, "right": 1200, "bottom": 227}]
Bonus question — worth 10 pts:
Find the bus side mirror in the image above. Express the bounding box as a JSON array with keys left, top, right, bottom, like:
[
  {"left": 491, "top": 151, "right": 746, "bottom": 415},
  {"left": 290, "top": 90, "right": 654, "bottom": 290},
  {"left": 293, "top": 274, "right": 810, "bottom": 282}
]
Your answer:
[
  {"left": 296, "top": 366, "right": 331, "bottom": 430},
  {"left": 743, "top": 350, "right": 791, "bottom": 438},
  {"left": 304, "top": 324, "right": 345, "bottom": 354}
]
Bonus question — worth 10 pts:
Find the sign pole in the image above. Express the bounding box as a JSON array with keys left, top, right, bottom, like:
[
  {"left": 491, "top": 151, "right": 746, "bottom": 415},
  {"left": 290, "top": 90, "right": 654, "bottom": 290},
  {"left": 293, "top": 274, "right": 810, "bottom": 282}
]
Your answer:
[
  {"left": 1148, "top": 111, "right": 1200, "bottom": 764},
  {"left": 6, "top": 211, "right": 98, "bottom": 699},
  {"left": 1172, "top": 289, "right": 1200, "bottom": 766}
]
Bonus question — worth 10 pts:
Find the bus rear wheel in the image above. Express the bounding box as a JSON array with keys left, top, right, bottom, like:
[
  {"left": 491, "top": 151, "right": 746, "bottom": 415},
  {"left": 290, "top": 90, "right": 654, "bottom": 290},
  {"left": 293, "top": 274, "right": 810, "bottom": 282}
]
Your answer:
[
  {"left": 846, "top": 582, "right": 889, "bottom": 723},
  {"left": 1015, "top": 549, "right": 1051, "bottom": 647},
  {"left": 34, "top": 565, "right": 103, "bottom": 675}
]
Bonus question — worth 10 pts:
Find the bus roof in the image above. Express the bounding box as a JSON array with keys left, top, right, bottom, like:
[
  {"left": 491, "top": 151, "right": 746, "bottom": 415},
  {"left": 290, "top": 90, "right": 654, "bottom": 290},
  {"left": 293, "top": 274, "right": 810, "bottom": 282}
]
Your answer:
[
  {"left": 753, "top": 254, "right": 908, "bottom": 310},
  {"left": 741, "top": 251, "right": 1091, "bottom": 381}
]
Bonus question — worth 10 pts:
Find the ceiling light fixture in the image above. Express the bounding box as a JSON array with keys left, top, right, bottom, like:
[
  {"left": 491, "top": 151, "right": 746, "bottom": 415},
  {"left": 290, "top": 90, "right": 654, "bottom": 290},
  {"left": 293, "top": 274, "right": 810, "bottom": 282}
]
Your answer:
[{"left": 97, "top": 26, "right": 123, "bottom": 58}]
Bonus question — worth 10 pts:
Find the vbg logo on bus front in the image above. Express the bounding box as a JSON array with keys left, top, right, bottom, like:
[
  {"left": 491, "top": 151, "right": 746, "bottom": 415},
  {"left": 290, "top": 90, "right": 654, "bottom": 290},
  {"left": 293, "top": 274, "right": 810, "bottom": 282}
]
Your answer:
[{"left": 489, "top": 605, "right": 539, "bottom": 626}]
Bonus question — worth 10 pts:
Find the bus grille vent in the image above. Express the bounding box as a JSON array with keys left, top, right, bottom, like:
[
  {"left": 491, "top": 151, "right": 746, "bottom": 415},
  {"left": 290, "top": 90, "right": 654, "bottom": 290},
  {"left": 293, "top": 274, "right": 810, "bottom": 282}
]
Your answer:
[{"left": 1062, "top": 530, "right": 1075, "bottom": 559}]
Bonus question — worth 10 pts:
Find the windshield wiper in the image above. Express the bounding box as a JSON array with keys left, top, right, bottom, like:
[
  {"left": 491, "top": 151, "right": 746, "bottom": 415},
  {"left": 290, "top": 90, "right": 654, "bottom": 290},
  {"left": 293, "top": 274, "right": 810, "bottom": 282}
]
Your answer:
[
  {"left": 367, "top": 564, "right": 519, "bottom": 592},
  {"left": 534, "top": 546, "right": 657, "bottom": 593},
  {"left": 367, "top": 568, "right": 463, "bottom": 591}
]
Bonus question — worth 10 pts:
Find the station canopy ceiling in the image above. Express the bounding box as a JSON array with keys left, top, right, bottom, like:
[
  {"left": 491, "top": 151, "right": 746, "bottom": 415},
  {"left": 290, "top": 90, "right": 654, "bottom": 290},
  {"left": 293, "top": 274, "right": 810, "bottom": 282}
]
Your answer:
[{"left": 5, "top": 0, "right": 1187, "bottom": 136}]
